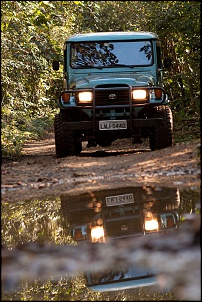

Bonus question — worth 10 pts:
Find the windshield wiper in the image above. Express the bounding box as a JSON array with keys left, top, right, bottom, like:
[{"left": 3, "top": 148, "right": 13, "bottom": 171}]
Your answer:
[
  {"left": 73, "top": 64, "right": 103, "bottom": 70},
  {"left": 111, "top": 63, "right": 135, "bottom": 68},
  {"left": 83, "top": 64, "right": 135, "bottom": 69},
  {"left": 88, "top": 65, "right": 103, "bottom": 69}
]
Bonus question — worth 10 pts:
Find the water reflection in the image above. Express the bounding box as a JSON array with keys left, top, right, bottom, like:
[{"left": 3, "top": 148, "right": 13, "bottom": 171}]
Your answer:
[
  {"left": 60, "top": 186, "right": 181, "bottom": 292},
  {"left": 61, "top": 187, "right": 180, "bottom": 243},
  {"left": 1, "top": 185, "right": 200, "bottom": 301}
]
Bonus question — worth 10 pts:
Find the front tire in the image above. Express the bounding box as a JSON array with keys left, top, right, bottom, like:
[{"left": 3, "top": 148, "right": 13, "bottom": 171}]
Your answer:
[
  {"left": 54, "top": 113, "right": 82, "bottom": 158},
  {"left": 149, "top": 105, "right": 173, "bottom": 151}
]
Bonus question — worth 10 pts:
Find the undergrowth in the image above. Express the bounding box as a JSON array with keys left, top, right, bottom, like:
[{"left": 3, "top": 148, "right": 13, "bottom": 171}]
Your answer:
[{"left": 1, "top": 110, "right": 57, "bottom": 159}]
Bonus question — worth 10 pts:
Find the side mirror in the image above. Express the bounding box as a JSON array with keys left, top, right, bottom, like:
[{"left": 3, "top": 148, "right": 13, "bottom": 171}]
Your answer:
[
  {"left": 163, "top": 58, "right": 172, "bottom": 69},
  {"left": 52, "top": 60, "right": 59, "bottom": 71}
]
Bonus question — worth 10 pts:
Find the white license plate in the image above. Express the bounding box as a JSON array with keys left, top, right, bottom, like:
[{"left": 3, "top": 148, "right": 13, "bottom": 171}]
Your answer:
[
  {"left": 99, "top": 120, "right": 127, "bottom": 130},
  {"left": 106, "top": 193, "right": 134, "bottom": 206}
]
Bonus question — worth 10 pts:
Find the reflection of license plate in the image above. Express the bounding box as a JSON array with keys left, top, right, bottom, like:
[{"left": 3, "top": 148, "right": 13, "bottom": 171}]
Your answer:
[
  {"left": 106, "top": 193, "right": 134, "bottom": 206},
  {"left": 99, "top": 120, "right": 127, "bottom": 130}
]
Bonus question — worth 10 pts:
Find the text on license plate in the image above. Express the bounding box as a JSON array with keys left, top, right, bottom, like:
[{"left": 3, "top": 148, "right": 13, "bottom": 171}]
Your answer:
[
  {"left": 106, "top": 193, "right": 134, "bottom": 206},
  {"left": 99, "top": 120, "right": 127, "bottom": 130}
]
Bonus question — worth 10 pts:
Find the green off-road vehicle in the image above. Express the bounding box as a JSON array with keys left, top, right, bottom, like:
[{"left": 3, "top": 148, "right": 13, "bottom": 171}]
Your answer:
[{"left": 53, "top": 31, "right": 173, "bottom": 158}]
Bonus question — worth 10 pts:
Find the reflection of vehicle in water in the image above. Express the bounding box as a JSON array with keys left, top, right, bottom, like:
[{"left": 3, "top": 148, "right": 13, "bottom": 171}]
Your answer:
[
  {"left": 61, "top": 186, "right": 180, "bottom": 242},
  {"left": 85, "top": 266, "right": 157, "bottom": 292},
  {"left": 60, "top": 186, "right": 181, "bottom": 291}
]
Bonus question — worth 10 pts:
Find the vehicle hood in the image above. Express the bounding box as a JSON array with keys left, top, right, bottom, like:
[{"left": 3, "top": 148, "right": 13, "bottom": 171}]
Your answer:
[{"left": 70, "top": 72, "right": 155, "bottom": 88}]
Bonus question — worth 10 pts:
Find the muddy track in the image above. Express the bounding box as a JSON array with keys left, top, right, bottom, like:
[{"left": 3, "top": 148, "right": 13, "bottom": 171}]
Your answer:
[{"left": 1, "top": 134, "right": 201, "bottom": 203}]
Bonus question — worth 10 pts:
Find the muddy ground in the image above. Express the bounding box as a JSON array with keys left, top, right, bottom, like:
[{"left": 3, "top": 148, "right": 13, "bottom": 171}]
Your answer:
[{"left": 1, "top": 134, "right": 201, "bottom": 203}]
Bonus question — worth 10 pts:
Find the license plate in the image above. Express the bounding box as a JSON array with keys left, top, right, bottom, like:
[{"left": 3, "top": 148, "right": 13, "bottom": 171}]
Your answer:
[
  {"left": 106, "top": 193, "right": 134, "bottom": 206},
  {"left": 99, "top": 120, "right": 127, "bottom": 130}
]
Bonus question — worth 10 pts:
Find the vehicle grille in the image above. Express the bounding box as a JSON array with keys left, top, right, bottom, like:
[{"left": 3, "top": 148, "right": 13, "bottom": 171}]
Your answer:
[
  {"left": 95, "top": 85, "right": 130, "bottom": 106},
  {"left": 105, "top": 217, "right": 143, "bottom": 237}
]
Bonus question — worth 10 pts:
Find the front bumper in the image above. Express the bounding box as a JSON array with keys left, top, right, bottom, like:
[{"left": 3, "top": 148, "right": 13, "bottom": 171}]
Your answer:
[{"left": 62, "top": 118, "right": 163, "bottom": 131}]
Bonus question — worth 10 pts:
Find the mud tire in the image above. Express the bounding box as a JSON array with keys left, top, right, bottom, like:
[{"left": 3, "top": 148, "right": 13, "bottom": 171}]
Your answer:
[
  {"left": 149, "top": 105, "right": 173, "bottom": 151},
  {"left": 54, "top": 113, "right": 82, "bottom": 158}
]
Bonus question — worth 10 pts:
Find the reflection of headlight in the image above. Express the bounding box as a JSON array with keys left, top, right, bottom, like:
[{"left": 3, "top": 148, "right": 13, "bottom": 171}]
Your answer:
[
  {"left": 78, "top": 92, "right": 93, "bottom": 103},
  {"left": 91, "top": 226, "right": 105, "bottom": 242},
  {"left": 145, "top": 219, "right": 159, "bottom": 231},
  {"left": 132, "top": 89, "right": 147, "bottom": 100}
]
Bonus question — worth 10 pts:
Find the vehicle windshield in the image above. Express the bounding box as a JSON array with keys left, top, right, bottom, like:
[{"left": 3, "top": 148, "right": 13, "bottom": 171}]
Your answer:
[
  {"left": 87, "top": 266, "right": 155, "bottom": 285},
  {"left": 70, "top": 40, "right": 153, "bottom": 69}
]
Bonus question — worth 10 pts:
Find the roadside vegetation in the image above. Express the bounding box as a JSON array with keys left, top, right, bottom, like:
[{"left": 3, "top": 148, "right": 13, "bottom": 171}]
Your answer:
[{"left": 1, "top": 0, "right": 200, "bottom": 158}]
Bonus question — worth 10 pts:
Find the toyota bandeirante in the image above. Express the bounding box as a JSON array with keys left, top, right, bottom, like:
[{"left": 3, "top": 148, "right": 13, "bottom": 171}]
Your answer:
[{"left": 53, "top": 31, "right": 173, "bottom": 158}]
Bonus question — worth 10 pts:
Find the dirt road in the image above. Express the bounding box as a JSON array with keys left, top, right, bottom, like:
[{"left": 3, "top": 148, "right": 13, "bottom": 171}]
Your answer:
[{"left": 1, "top": 134, "right": 200, "bottom": 203}]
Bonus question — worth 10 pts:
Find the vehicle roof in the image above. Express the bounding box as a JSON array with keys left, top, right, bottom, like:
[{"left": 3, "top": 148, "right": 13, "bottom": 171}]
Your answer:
[{"left": 66, "top": 31, "right": 159, "bottom": 43}]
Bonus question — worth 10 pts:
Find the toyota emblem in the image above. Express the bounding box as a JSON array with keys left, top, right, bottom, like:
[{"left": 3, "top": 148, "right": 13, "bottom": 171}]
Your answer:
[
  {"left": 109, "top": 93, "right": 116, "bottom": 100},
  {"left": 121, "top": 225, "right": 128, "bottom": 231}
]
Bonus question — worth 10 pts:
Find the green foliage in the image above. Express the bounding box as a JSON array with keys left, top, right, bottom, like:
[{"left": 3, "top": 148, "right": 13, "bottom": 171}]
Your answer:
[
  {"left": 1, "top": 106, "right": 57, "bottom": 159},
  {"left": 1, "top": 1, "right": 200, "bottom": 159},
  {"left": 1, "top": 122, "right": 26, "bottom": 158},
  {"left": 171, "top": 96, "right": 200, "bottom": 143},
  {"left": 143, "top": 1, "right": 200, "bottom": 104}
]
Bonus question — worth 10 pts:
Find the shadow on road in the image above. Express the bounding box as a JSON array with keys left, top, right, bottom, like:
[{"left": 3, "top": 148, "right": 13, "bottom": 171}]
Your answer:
[{"left": 79, "top": 148, "right": 151, "bottom": 157}]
